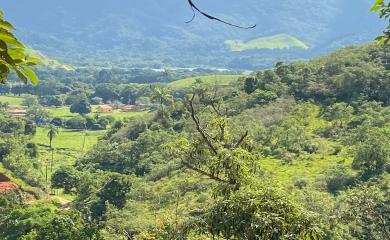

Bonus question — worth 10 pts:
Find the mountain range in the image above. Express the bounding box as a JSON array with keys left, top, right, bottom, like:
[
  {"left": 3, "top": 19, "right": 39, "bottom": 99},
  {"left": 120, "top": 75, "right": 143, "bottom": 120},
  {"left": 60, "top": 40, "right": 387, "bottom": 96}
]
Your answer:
[{"left": 2, "top": 0, "right": 386, "bottom": 69}]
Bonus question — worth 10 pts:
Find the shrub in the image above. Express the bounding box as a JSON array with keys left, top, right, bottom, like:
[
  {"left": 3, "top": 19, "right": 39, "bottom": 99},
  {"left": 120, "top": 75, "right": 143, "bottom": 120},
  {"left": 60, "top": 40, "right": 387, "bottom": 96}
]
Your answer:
[{"left": 66, "top": 116, "right": 86, "bottom": 130}]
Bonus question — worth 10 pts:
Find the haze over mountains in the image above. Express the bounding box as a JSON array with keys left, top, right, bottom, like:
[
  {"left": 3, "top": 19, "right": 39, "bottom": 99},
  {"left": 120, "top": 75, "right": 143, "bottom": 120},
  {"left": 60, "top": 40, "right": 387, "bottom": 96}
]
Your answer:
[{"left": 3, "top": 0, "right": 385, "bottom": 69}]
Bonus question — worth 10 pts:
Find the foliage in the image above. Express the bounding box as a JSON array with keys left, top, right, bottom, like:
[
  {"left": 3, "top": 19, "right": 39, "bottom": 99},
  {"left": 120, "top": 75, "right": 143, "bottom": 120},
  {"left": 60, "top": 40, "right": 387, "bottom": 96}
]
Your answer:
[
  {"left": 70, "top": 96, "right": 91, "bottom": 115},
  {"left": 26, "top": 104, "right": 51, "bottom": 124},
  {"left": 195, "top": 187, "right": 321, "bottom": 240},
  {"left": 352, "top": 128, "right": 389, "bottom": 180},
  {"left": 372, "top": 0, "right": 390, "bottom": 44},
  {"left": 336, "top": 175, "right": 390, "bottom": 240},
  {"left": 51, "top": 166, "right": 79, "bottom": 194},
  {"left": 0, "top": 9, "right": 40, "bottom": 84},
  {"left": 65, "top": 116, "right": 87, "bottom": 129}
]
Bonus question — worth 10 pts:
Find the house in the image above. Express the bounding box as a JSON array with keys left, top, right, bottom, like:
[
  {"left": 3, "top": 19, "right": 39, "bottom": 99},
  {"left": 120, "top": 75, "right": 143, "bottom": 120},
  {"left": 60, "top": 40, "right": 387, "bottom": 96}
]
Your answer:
[
  {"left": 6, "top": 108, "right": 27, "bottom": 117},
  {"left": 96, "top": 104, "right": 113, "bottom": 113},
  {"left": 0, "top": 173, "right": 18, "bottom": 193},
  {"left": 121, "top": 104, "right": 139, "bottom": 112}
]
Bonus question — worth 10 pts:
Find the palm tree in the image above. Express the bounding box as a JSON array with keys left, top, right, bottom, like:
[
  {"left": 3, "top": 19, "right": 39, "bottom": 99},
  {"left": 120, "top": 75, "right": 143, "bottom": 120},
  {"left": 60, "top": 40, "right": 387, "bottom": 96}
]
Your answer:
[
  {"left": 47, "top": 125, "right": 59, "bottom": 173},
  {"left": 47, "top": 125, "right": 59, "bottom": 149},
  {"left": 150, "top": 87, "right": 173, "bottom": 117}
]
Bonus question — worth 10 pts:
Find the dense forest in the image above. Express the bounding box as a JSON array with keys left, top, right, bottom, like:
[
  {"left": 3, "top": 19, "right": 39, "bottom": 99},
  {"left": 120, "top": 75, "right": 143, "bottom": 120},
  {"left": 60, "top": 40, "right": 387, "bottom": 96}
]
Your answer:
[{"left": 0, "top": 1, "right": 390, "bottom": 240}]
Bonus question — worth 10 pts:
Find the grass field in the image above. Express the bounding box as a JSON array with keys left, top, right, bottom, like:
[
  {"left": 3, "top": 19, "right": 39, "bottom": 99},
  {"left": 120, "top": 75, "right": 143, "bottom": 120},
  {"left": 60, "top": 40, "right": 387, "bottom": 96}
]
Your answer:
[
  {"left": 44, "top": 105, "right": 149, "bottom": 121},
  {"left": 34, "top": 127, "right": 104, "bottom": 152},
  {"left": 225, "top": 34, "right": 309, "bottom": 52},
  {"left": 0, "top": 95, "right": 25, "bottom": 107},
  {"left": 168, "top": 75, "right": 241, "bottom": 89}
]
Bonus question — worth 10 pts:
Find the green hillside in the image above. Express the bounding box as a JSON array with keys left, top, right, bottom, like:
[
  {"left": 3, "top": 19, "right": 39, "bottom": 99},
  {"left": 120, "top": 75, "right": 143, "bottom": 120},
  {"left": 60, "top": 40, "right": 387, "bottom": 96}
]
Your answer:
[{"left": 225, "top": 34, "right": 310, "bottom": 52}]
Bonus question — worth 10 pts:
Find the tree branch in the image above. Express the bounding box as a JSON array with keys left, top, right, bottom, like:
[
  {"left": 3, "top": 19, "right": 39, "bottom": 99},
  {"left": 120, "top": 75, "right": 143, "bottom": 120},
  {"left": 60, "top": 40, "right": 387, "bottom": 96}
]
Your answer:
[
  {"left": 188, "top": 93, "right": 218, "bottom": 155},
  {"left": 235, "top": 130, "right": 249, "bottom": 148},
  {"left": 186, "top": 0, "right": 256, "bottom": 29},
  {"left": 182, "top": 161, "right": 229, "bottom": 184}
]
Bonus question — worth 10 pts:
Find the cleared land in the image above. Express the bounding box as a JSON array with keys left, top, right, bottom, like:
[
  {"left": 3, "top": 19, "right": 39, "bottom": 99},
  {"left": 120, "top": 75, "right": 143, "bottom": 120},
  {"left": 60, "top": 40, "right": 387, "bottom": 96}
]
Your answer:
[
  {"left": 225, "top": 34, "right": 309, "bottom": 52},
  {"left": 0, "top": 95, "right": 25, "bottom": 107},
  {"left": 168, "top": 75, "right": 241, "bottom": 89}
]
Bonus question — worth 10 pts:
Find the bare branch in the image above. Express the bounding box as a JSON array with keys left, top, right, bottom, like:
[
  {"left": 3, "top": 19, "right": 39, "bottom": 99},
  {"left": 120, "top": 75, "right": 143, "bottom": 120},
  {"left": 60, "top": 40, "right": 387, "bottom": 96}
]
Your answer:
[
  {"left": 186, "top": 0, "right": 256, "bottom": 29},
  {"left": 188, "top": 93, "right": 218, "bottom": 155},
  {"left": 182, "top": 161, "right": 229, "bottom": 184},
  {"left": 235, "top": 130, "right": 249, "bottom": 148}
]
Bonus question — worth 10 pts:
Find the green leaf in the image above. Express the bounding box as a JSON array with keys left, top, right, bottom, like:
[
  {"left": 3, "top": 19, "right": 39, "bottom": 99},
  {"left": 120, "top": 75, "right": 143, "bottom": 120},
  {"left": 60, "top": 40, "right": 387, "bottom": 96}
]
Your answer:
[
  {"left": 0, "top": 20, "right": 15, "bottom": 30},
  {"left": 14, "top": 67, "right": 28, "bottom": 84},
  {"left": 0, "top": 39, "right": 7, "bottom": 50},
  {"left": 0, "top": 30, "right": 24, "bottom": 48},
  {"left": 23, "top": 66, "right": 39, "bottom": 85},
  {"left": 8, "top": 48, "right": 27, "bottom": 60},
  {"left": 371, "top": 0, "right": 384, "bottom": 12}
]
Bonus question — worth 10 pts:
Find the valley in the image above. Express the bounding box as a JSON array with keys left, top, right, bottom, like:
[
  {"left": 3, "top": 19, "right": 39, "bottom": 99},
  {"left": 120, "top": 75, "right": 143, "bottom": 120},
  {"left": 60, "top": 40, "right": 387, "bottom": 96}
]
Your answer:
[{"left": 0, "top": 2, "right": 389, "bottom": 240}]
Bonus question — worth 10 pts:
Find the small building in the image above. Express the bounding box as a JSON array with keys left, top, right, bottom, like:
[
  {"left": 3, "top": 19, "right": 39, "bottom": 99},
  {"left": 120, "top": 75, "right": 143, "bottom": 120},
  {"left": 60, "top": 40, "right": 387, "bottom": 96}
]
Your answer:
[
  {"left": 121, "top": 104, "right": 139, "bottom": 112},
  {"left": 6, "top": 108, "right": 27, "bottom": 117},
  {"left": 96, "top": 104, "right": 114, "bottom": 113},
  {"left": 0, "top": 173, "right": 18, "bottom": 193}
]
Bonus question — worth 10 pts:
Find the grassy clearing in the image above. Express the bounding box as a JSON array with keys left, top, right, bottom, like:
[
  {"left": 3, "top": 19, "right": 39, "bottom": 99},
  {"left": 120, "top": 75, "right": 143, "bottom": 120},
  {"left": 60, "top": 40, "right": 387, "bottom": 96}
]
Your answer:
[
  {"left": 0, "top": 95, "right": 25, "bottom": 107},
  {"left": 261, "top": 153, "right": 354, "bottom": 186},
  {"left": 34, "top": 127, "right": 104, "bottom": 152},
  {"left": 225, "top": 34, "right": 309, "bottom": 52},
  {"left": 34, "top": 127, "right": 105, "bottom": 196},
  {"left": 48, "top": 106, "right": 148, "bottom": 120},
  {"left": 168, "top": 75, "right": 241, "bottom": 89},
  {"left": 47, "top": 107, "right": 78, "bottom": 119}
]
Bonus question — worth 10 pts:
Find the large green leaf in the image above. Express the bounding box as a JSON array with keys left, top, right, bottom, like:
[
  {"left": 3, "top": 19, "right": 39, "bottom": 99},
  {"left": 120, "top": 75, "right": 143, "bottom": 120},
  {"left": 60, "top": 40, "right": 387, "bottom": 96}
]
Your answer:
[
  {"left": 0, "top": 20, "right": 15, "bottom": 30},
  {"left": 13, "top": 67, "right": 28, "bottom": 84},
  {"left": 0, "top": 39, "right": 7, "bottom": 50},
  {"left": 8, "top": 48, "right": 27, "bottom": 60},
  {"left": 0, "top": 30, "right": 24, "bottom": 48},
  {"left": 23, "top": 66, "right": 39, "bottom": 85}
]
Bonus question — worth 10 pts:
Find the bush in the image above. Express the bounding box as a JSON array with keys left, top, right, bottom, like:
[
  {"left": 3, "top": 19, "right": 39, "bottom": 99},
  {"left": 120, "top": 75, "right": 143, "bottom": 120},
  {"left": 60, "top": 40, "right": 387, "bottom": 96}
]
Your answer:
[
  {"left": 293, "top": 177, "right": 309, "bottom": 189},
  {"left": 318, "top": 165, "right": 355, "bottom": 195},
  {"left": 66, "top": 116, "right": 86, "bottom": 130},
  {"left": 26, "top": 142, "right": 39, "bottom": 158},
  {"left": 51, "top": 166, "right": 80, "bottom": 194},
  {"left": 51, "top": 117, "right": 64, "bottom": 127}
]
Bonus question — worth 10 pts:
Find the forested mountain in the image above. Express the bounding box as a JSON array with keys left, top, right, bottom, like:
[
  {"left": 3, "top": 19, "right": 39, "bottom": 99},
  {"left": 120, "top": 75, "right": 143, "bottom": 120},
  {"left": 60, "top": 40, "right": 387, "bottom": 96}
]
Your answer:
[{"left": 2, "top": 0, "right": 385, "bottom": 69}]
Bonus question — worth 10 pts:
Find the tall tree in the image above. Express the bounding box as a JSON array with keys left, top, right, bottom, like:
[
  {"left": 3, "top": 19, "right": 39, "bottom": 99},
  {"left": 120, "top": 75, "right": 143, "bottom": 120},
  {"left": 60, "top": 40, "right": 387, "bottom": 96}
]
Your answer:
[
  {"left": 47, "top": 124, "right": 59, "bottom": 178},
  {"left": 47, "top": 124, "right": 59, "bottom": 149},
  {"left": 150, "top": 87, "right": 173, "bottom": 116}
]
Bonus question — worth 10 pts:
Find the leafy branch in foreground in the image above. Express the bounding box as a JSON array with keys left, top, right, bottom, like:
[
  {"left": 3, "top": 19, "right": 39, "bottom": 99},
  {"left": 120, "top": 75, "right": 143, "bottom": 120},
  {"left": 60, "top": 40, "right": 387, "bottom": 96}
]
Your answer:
[
  {"left": 372, "top": 0, "right": 390, "bottom": 44},
  {"left": 163, "top": 90, "right": 322, "bottom": 239},
  {"left": 165, "top": 91, "right": 257, "bottom": 189},
  {"left": 0, "top": 9, "right": 40, "bottom": 85}
]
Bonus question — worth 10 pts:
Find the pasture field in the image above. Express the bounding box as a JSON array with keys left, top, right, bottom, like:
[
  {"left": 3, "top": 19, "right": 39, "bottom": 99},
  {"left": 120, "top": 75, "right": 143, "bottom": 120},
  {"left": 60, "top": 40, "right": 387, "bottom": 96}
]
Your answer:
[
  {"left": 168, "top": 75, "right": 241, "bottom": 89},
  {"left": 225, "top": 34, "right": 309, "bottom": 52},
  {"left": 0, "top": 95, "right": 25, "bottom": 107},
  {"left": 34, "top": 127, "right": 104, "bottom": 152}
]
